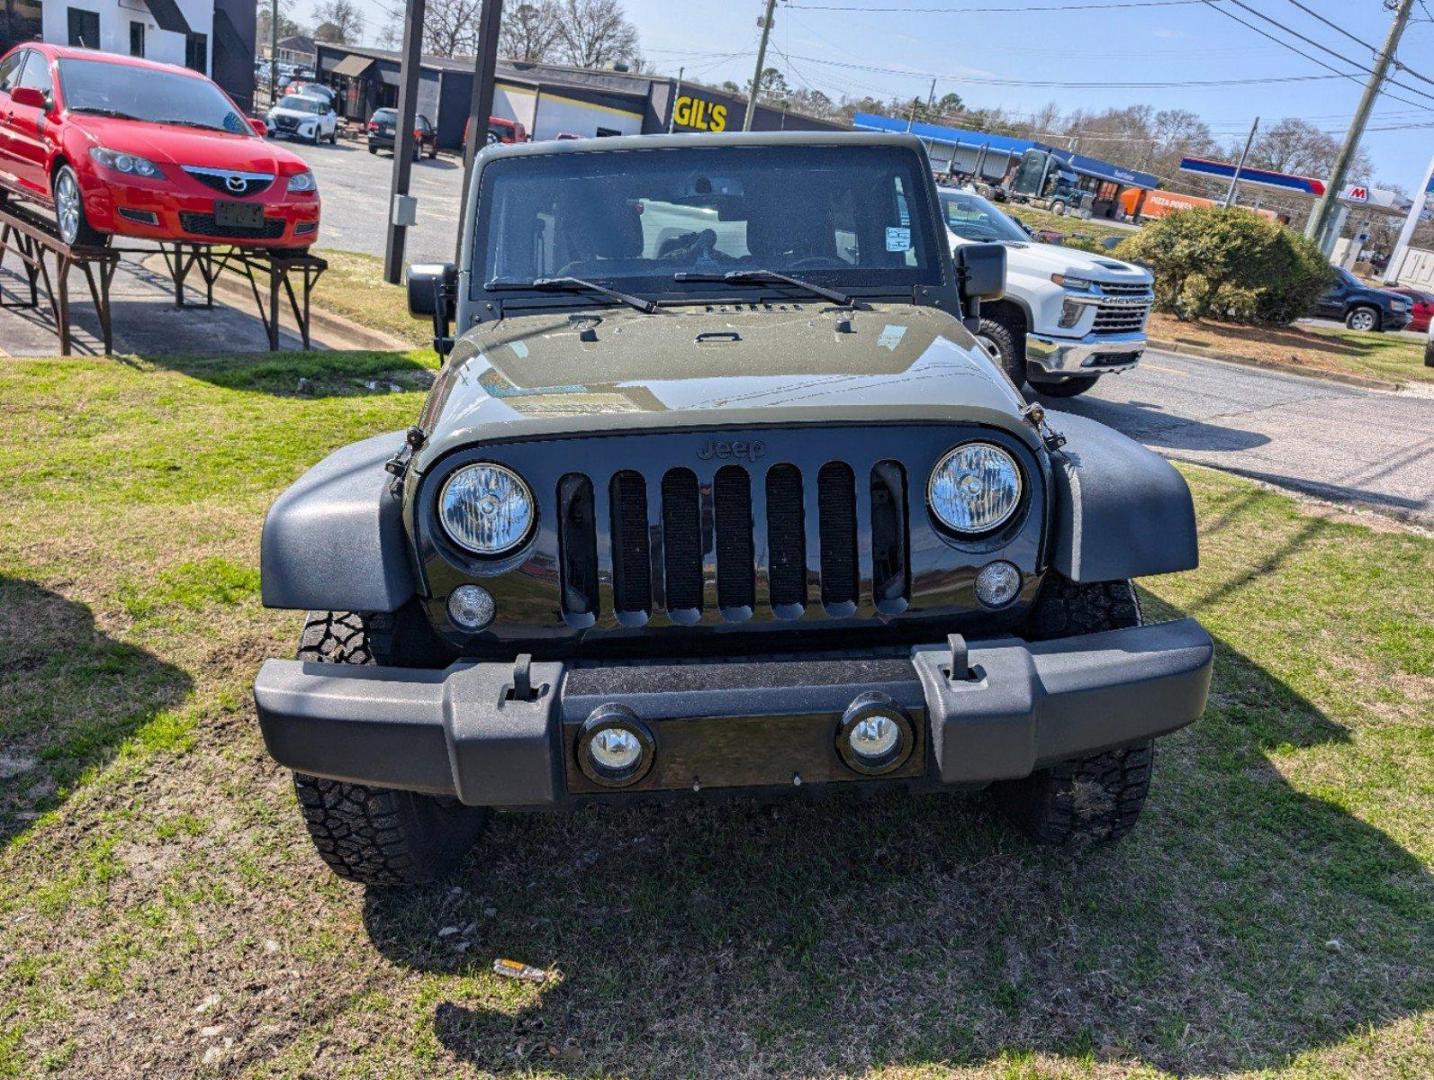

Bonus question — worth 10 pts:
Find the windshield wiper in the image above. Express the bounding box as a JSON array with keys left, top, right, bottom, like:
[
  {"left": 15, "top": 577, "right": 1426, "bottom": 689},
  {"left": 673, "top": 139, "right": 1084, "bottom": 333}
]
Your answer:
[
  {"left": 486, "top": 275, "right": 657, "bottom": 314},
  {"left": 674, "top": 269, "right": 853, "bottom": 307},
  {"left": 68, "top": 106, "right": 142, "bottom": 120},
  {"left": 155, "top": 119, "right": 225, "bottom": 132}
]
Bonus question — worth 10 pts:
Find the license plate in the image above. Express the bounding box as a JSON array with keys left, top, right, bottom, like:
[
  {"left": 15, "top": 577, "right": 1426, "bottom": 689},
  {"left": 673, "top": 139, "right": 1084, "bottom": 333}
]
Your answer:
[{"left": 214, "top": 200, "right": 265, "bottom": 230}]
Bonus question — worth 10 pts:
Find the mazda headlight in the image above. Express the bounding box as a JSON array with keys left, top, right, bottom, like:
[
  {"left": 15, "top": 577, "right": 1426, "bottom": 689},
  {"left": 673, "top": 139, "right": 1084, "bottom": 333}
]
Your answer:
[
  {"left": 89, "top": 147, "right": 163, "bottom": 179},
  {"left": 929, "top": 443, "right": 1022, "bottom": 534},
  {"left": 439, "top": 463, "right": 534, "bottom": 555},
  {"left": 287, "top": 170, "right": 317, "bottom": 193}
]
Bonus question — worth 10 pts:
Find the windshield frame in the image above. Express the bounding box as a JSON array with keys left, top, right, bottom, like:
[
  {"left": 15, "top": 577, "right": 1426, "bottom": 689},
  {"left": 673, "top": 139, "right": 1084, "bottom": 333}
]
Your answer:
[
  {"left": 467, "top": 142, "right": 951, "bottom": 313},
  {"left": 56, "top": 57, "right": 249, "bottom": 134},
  {"left": 937, "top": 188, "right": 1030, "bottom": 244}
]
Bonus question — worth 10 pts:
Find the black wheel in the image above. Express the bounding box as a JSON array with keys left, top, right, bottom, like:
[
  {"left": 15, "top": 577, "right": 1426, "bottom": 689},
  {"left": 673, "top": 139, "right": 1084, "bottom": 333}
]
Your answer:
[
  {"left": 974, "top": 316, "right": 1025, "bottom": 388},
  {"left": 989, "top": 578, "right": 1155, "bottom": 846},
  {"left": 1051, "top": 200, "right": 1067, "bottom": 216},
  {"left": 368, "top": 144, "right": 378, "bottom": 155},
  {"left": 429, "top": 142, "right": 439, "bottom": 160},
  {"left": 1036, "top": 374, "right": 1101, "bottom": 398},
  {"left": 289, "top": 611, "right": 488, "bottom": 886},
  {"left": 52, "top": 165, "right": 106, "bottom": 248},
  {"left": 1345, "top": 306, "right": 1380, "bottom": 332}
]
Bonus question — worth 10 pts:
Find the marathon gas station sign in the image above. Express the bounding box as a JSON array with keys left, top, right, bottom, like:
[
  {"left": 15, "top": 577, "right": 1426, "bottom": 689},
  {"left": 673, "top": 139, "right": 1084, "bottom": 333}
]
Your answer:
[{"left": 1178, "top": 157, "right": 1408, "bottom": 211}]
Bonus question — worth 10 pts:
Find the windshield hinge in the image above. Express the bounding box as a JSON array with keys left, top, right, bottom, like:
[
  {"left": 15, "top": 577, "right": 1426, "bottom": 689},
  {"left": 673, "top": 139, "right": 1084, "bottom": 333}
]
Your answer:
[
  {"left": 1021, "top": 403, "right": 1066, "bottom": 452},
  {"left": 383, "top": 427, "right": 427, "bottom": 491}
]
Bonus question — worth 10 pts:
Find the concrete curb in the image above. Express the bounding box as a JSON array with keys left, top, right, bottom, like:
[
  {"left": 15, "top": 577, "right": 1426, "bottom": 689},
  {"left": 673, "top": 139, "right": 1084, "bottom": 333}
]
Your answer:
[
  {"left": 1147, "top": 336, "right": 1401, "bottom": 392},
  {"left": 139, "top": 253, "right": 413, "bottom": 353}
]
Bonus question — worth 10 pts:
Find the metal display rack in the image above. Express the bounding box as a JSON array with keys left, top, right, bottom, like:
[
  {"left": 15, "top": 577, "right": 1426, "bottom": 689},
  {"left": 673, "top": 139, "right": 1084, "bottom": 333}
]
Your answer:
[{"left": 0, "top": 201, "right": 327, "bottom": 355}]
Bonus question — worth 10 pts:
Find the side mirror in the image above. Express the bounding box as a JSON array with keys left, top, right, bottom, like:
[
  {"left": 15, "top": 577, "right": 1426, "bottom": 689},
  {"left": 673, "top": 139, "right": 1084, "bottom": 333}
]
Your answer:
[
  {"left": 956, "top": 243, "right": 1006, "bottom": 316},
  {"left": 11, "top": 85, "right": 45, "bottom": 109},
  {"left": 250, "top": 117, "right": 268, "bottom": 136},
  {"left": 408, "top": 262, "right": 458, "bottom": 355}
]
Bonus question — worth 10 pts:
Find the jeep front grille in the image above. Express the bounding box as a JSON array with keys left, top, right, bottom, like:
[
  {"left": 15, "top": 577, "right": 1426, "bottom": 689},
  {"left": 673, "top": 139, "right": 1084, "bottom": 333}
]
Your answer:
[{"left": 558, "top": 460, "right": 910, "bottom": 622}]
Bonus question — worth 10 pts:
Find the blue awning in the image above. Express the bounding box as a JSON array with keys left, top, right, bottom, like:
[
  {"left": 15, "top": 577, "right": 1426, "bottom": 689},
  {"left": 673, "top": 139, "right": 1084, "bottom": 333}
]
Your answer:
[{"left": 852, "top": 112, "right": 1031, "bottom": 156}]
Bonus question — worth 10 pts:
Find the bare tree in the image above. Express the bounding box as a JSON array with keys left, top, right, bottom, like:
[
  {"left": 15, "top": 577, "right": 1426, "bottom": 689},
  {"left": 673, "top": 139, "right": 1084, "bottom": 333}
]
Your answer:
[
  {"left": 501, "top": 1, "right": 562, "bottom": 63},
  {"left": 257, "top": 0, "right": 303, "bottom": 46},
  {"left": 311, "top": 0, "right": 363, "bottom": 44},
  {"left": 553, "top": 0, "right": 639, "bottom": 69},
  {"left": 402, "top": 0, "right": 482, "bottom": 56}
]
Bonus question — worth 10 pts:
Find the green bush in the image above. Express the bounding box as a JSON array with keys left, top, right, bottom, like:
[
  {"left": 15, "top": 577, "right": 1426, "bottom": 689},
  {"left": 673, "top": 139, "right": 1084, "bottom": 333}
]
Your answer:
[{"left": 1117, "top": 207, "right": 1333, "bottom": 325}]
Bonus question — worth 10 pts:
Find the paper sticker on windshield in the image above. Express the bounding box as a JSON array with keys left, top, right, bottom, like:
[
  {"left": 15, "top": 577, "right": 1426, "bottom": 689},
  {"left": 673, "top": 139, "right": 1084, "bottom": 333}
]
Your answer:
[
  {"left": 885, "top": 226, "right": 912, "bottom": 252},
  {"left": 878, "top": 324, "right": 907, "bottom": 351}
]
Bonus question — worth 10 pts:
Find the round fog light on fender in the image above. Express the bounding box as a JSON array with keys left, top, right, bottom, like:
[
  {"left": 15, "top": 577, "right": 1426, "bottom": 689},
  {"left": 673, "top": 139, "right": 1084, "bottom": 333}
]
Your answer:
[
  {"left": 975, "top": 560, "right": 1022, "bottom": 608},
  {"left": 837, "top": 692, "right": 915, "bottom": 775},
  {"left": 577, "top": 704, "right": 655, "bottom": 787},
  {"left": 447, "top": 584, "right": 495, "bottom": 630}
]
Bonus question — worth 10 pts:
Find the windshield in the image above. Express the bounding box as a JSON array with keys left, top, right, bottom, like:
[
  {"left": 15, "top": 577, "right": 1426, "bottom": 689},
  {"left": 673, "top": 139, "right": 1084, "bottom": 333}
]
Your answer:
[
  {"left": 58, "top": 59, "right": 249, "bottom": 133},
  {"left": 473, "top": 144, "right": 943, "bottom": 302},
  {"left": 279, "top": 96, "right": 324, "bottom": 114},
  {"left": 939, "top": 190, "right": 1029, "bottom": 243}
]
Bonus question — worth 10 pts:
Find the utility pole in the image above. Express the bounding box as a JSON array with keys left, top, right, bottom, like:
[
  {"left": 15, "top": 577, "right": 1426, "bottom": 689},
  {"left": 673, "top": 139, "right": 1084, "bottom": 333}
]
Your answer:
[
  {"left": 1305, "top": 0, "right": 1414, "bottom": 249},
  {"left": 1224, "top": 116, "right": 1259, "bottom": 208},
  {"left": 743, "top": 0, "right": 777, "bottom": 132},
  {"left": 919, "top": 77, "right": 936, "bottom": 127},
  {"left": 269, "top": 0, "right": 278, "bottom": 108},
  {"left": 457, "top": 0, "right": 505, "bottom": 261},
  {"left": 383, "top": 0, "right": 428, "bottom": 284}
]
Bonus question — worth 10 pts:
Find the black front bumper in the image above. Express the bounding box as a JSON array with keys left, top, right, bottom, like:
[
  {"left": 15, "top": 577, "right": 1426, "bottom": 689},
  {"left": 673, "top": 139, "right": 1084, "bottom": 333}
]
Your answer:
[{"left": 253, "top": 620, "right": 1213, "bottom": 808}]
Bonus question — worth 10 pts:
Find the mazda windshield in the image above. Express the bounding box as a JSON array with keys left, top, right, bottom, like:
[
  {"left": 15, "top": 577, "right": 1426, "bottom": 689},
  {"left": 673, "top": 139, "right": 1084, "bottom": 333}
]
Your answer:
[
  {"left": 473, "top": 144, "right": 945, "bottom": 305},
  {"left": 59, "top": 59, "right": 250, "bottom": 134}
]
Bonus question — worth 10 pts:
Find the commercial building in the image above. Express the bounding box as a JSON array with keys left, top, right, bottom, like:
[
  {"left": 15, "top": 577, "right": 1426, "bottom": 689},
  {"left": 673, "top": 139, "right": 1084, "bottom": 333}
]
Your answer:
[
  {"left": 0, "top": 0, "right": 256, "bottom": 109},
  {"left": 314, "top": 43, "right": 844, "bottom": 149},
  {"left": 853, "top": 112, "right": 1159, "bottom": 221}
]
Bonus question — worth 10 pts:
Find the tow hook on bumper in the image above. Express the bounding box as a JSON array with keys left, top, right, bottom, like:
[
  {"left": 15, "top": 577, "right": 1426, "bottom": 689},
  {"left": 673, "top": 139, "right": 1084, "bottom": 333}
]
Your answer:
[{"left": 253, "top": 619, "right": 1214, "bottom": 807}]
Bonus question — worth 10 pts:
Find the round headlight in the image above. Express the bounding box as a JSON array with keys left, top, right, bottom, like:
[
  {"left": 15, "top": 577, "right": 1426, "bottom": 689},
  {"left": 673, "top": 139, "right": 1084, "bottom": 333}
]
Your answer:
[
  {"left": 439, "top": 463, "right": 534, "bottom": 555},
  {"left": 928, "top": 442, "right": 1022, "bottom": 535}
]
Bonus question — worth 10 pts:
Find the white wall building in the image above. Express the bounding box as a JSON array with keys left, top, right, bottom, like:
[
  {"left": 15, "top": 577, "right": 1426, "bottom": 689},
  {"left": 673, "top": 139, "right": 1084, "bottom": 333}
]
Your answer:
[{"left": 42, "top": 0, "right": 212, "bottom": 72}]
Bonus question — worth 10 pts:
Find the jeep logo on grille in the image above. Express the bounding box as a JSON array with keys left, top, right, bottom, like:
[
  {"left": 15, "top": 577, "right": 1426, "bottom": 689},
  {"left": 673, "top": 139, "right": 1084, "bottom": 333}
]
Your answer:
[{"left": 697, "top": 438, "right": 765, "bottom": 462}]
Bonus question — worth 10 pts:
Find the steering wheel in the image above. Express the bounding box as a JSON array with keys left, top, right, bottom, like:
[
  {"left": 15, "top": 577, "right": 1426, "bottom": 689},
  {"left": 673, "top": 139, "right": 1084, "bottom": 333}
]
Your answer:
[{"left": 786, "top": 256, "right": 847, "bottom": 270}]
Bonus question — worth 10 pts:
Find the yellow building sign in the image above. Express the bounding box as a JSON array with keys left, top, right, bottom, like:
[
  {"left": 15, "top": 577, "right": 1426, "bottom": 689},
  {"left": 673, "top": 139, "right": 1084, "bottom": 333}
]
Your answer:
[{"left": 673, "top": 95, "right": 728, "bottom": 133}]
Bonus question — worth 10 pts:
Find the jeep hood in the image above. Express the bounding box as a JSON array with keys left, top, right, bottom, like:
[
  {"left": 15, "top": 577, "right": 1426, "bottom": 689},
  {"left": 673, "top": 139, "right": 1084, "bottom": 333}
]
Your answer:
[{"left": 413, "top": 303, "right": 1038, "bottom": 471}]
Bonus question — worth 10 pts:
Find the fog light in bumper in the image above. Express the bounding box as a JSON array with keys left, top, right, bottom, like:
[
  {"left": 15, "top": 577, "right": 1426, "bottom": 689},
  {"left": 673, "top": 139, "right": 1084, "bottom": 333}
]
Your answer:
[
  {"left": 836, "top": 692, "right": 914, "bottom": 775},
  {"left": 577, "top": 704, "right": 655, "bottom": 787},
  {"left": 447, "top": 584, "right": 495, "bottom": 630},
  {"left": 975, "top": 560, "right": 1022, "bottom": 608}
]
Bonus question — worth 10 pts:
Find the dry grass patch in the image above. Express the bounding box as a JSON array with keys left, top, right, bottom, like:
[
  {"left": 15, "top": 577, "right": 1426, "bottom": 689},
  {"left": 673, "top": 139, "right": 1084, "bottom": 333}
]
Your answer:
[
  {"left": 0, "top": 354, "right": 1429, "bottom": 1079},
  {"left": 1148, "top": 312, "right": 1433, "bottom": 386}
]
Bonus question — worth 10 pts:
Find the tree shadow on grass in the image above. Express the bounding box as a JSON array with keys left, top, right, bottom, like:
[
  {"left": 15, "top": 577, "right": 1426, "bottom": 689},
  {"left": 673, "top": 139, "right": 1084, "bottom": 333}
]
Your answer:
[
  {"left": 121, "top": 349, "right": 437, "bottom": 399},
  {"left": 0, "top": 577, "right": 192, "bottom": 847},
  {"left": 361, "top": 616, "right": 1431, "bottom": 1077}
]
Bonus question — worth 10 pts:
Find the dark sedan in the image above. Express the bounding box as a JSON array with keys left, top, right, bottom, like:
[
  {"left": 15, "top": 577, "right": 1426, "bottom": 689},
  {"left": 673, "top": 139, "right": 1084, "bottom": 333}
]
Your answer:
[
  {"left": 366, "top": 109, "right": 438, "bottom": 159},
  {"left": 1313, "top": 267, "right": 1412, "bottom": 332}
]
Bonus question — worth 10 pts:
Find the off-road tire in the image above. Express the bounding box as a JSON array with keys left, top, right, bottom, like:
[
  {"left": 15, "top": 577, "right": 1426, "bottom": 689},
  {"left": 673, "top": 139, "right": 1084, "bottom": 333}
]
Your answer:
[
  {"left": 976, "top": 316, "right": 1025, "bottom": 388},
  {"left": 368, "top": 144, "right": 378, "bottom": 154},
  {"left": 290, "top": 611, "right": 489, "bottom": 885},
  {"left": 1036, "top": 374, "right": 1100, "bottom": 398},
  {"left": 989, "top": 578, "right": 1155, "bottom": 845}
]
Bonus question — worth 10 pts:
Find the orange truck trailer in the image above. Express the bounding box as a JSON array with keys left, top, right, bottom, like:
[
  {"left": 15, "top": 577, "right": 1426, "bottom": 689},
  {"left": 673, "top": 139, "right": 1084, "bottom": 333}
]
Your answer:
[{"left": 1119, "top": 188, "right": 1279, "bottom": 222}]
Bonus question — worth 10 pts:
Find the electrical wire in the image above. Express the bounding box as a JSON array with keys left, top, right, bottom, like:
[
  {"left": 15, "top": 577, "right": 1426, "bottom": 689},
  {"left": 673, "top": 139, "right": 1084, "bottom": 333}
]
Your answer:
[{"left": 784, "top": 0, "right": 1212, "bottom": 11}]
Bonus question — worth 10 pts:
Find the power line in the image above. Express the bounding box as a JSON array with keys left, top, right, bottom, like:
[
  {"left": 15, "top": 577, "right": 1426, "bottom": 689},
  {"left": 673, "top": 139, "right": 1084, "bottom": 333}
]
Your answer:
[
  {"left": 1280, "top": 0, "right": 1384, "bottom": 56},
  {"left": 785, "top": 0, "right": 1211, "bottom": 10}
]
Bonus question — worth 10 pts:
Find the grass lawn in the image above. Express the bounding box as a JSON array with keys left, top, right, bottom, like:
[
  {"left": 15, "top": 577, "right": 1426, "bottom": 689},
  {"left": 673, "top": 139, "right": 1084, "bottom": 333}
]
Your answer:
[
  {"left": 0, "top": 351, "right": 1430, "bottom": 1079},
  {"left": 1148, "top": 312, "right": 1434, "bottom": 387},
  {"left": 311, "top": 250, "right": 431, "bottom": 348},
  {"left": 1003, "top": 205, "right": 1135, "bottom": 250}
]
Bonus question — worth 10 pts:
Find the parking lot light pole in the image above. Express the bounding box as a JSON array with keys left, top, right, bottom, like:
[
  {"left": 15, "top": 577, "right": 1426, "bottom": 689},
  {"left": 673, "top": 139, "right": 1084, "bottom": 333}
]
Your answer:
[
  {"left": 383, "top": 0, "right": 427, "bottom": 284},
  {"left": 458, "top": 0, "right": 506, "bottom": 262}
]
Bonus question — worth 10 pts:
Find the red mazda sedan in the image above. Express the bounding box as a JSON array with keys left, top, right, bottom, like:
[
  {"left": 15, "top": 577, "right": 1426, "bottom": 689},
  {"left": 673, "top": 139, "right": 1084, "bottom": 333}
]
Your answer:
[
  {"left": 1389, "top": 286, "right": 1434, "bottom": 333},
  {"left": 0, "top": 44, "right": 319, "bottom": 249}
]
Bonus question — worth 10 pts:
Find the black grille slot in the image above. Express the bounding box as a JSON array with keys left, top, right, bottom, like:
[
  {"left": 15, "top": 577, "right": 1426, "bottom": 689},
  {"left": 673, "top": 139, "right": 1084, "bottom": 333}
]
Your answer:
[
  {"left": 557, "top": 474, "right": 598, "bottom": 617},
  {"left": 714, "top": 466, "right": 755, "bottom": 611},
  {"left": 870, "top": 461, "right": 909, "bottom": 605},
  {"left": 179, "top": 212, "right": 286, "bottom": 239},
  {"left": 183, "top": 168, "right": 274, "bottom": 197},
  {"left": 661, "top": 468, "right": 703, "bottom": 611},
  {"left": 817, "top": 463, "right": 858, "bottom": 607},
  {"left": 610, "top": 471, "right": 651, "bottom": 614},
  {"left": 765, "top": 464, "right": 807, "bottom": 609}
]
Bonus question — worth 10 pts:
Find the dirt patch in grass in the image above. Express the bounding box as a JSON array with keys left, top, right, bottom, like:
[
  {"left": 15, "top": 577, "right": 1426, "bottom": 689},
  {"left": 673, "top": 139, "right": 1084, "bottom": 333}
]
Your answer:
[
  {"left": 1149, "top": 312, "right": 1434, "bottom": 386},
  {"left": 0, "top": 356, "right": 1430, "bottom": 1079}
]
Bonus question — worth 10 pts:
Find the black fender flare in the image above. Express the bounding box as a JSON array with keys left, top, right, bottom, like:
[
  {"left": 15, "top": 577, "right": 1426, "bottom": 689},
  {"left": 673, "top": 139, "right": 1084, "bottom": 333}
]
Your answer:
[
  {"left": 260, "top": 431, "right": 417, "bottom": 612},
  {"left": 1046, "top": 412, "right": 1198, "bottom": 582}
]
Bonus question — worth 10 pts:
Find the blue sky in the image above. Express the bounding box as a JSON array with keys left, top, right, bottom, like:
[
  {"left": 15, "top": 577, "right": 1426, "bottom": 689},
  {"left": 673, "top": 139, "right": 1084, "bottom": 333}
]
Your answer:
[{"left": 337, "top": 0, "right": 1434, "bottom": 190}]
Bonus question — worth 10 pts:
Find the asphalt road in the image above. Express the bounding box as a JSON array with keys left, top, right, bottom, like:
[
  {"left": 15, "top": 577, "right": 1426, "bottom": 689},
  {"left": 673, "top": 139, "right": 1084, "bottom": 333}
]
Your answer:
[
  {"left": 1051, "top": 349, "right": 1434, "bottom": 527},
  {"left": 281, "top": 139, "right": 1434, "bottom": 525}
]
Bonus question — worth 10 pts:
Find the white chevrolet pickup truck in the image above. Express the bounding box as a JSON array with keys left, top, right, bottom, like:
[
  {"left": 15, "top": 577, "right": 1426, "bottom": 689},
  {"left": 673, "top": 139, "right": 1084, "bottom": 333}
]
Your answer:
[{"left": 939, "top": 187, "right": 1154, "bottom": 397}]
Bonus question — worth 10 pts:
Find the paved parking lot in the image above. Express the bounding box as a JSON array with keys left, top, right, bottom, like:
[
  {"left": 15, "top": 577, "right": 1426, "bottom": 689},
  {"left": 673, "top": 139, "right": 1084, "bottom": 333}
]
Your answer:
[{"left": 286, "top": 137, "right": 465, "bottom": 265}]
